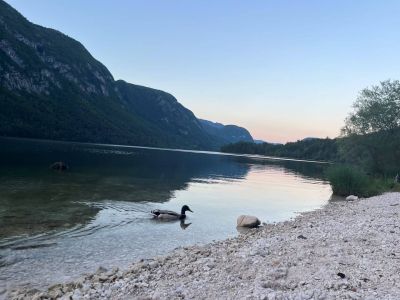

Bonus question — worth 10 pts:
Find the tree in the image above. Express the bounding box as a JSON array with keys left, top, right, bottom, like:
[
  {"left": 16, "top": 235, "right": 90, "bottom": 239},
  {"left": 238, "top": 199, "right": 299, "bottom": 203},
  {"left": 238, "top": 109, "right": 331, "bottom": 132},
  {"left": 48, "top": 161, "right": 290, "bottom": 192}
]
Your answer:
[
  {"left": 342, "top": 80, "right": 400, "bottom": 135},
  {"left": 340, "top": 80, "right": 400, "bottom": 175}
]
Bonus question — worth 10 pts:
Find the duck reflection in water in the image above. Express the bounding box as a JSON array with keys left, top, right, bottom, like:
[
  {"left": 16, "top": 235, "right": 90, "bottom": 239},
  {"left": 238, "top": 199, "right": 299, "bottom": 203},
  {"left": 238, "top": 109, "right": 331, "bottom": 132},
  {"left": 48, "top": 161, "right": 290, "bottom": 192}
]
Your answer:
[{"left": 180, "top": 219, "right": 191, "bottom": 230}]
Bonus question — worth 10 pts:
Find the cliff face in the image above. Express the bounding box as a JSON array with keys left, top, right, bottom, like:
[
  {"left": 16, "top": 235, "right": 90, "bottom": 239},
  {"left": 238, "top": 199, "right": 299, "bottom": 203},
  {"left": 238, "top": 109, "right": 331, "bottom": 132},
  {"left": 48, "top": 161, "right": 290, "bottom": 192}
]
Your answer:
[
  {"left": 0, "top": 0, "right": 251, "bottom": 150},
  {"left": 0, "top": 0, "right": 115, "bottom": 96}
]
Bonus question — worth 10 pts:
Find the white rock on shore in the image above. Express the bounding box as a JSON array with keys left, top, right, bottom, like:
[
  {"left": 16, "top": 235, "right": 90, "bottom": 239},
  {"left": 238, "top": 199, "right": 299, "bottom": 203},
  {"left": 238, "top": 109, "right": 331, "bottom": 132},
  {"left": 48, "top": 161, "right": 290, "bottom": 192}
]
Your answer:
[
  {"left": 237, "top": 215, "right": 261, "bottom": 228},
  {"left": 7, "top": 192, "right": 400, "bottom": 300},
  {"left": 346, "top": 195, "right": 359, "bottom": 201}
]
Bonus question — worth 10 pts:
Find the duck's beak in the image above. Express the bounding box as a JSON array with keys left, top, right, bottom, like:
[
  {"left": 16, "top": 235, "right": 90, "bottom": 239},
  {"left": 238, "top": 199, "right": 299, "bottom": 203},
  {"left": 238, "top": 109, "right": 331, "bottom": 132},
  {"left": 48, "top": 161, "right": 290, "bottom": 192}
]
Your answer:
[{"left": 188, "top": 208, "right": 193, "bottom": 213}]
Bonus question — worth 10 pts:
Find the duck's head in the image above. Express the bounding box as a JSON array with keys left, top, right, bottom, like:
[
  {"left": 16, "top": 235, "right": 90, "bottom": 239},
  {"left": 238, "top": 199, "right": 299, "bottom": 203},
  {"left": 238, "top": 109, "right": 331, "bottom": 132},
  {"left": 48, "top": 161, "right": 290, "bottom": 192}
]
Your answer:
[{"left": 181, "top": 205, "right": 193, "bottom": 214}]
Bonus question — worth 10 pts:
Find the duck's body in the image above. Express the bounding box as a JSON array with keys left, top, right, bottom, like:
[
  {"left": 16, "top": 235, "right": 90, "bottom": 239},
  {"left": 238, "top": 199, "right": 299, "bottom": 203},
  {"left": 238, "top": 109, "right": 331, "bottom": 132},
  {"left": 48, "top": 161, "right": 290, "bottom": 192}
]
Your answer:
[
  {"left": 151, "top": 209, "right": 182, "bottom": 220},
  {"left": 151, "top": 205, "right": 193, "bottom": 220}
]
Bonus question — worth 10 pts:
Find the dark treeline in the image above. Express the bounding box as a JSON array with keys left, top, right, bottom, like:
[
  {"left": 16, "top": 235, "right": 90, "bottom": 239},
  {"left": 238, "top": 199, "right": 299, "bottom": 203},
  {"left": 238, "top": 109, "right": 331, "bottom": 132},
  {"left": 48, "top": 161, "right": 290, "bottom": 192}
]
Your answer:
[
  {"left": 327, "top": 127, "right": 400, "bottom": 196},
  {"left": 221, "top": 138, "right": 340, "bottom": 162},
  {"left": 221, "top": 128, "right": 400, "bottom": 176},
  {"left": 339, "top": 128, "right": 400, "bottom": 176}
]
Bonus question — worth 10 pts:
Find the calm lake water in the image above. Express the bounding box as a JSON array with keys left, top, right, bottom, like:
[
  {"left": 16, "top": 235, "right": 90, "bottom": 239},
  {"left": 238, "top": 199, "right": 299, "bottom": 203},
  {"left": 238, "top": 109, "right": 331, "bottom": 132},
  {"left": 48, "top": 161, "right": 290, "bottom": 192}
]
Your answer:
[{"left": 0, "top": 137, "right": 332, "bottom": 290}]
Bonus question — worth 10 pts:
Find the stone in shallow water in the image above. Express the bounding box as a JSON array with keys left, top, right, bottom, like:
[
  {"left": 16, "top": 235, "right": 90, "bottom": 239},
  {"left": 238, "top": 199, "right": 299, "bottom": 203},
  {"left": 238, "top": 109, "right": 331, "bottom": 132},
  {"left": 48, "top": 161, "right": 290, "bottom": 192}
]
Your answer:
[{"left": 237, "top": 215, "right": 261, "bottom": 228}]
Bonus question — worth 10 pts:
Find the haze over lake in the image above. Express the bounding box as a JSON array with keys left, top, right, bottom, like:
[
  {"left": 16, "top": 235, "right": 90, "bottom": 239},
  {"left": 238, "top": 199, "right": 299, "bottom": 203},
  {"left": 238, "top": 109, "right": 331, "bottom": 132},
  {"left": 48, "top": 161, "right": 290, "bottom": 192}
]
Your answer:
[{"left": 0, "top": 138, "right": 332, "bottom": 289}]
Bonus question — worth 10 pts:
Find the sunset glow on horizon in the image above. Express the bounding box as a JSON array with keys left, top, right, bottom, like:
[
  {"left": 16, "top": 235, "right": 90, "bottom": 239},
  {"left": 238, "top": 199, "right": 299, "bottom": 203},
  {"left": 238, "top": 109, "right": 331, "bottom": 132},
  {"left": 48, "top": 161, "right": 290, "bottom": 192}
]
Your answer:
[{"left": 7, "top": 0, "right": 400, "bottom": 143}]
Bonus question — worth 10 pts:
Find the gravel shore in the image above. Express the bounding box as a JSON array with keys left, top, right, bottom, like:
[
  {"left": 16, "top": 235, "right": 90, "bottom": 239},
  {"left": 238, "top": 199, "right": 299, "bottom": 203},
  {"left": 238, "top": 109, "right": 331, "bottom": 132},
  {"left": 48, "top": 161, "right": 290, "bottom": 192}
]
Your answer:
[{"left": 8, "top": 192, "right": 400, "bottom": 300}]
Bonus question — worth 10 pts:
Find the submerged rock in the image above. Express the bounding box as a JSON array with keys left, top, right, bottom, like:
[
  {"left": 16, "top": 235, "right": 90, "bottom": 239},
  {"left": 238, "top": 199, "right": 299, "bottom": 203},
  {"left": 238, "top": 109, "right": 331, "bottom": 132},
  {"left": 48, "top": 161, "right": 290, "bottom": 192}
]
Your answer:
[
  {"left": 50, "top": 161, "right": 68, "bottom": 171},
  {"left": 237, "top": 215, "right": 261, "bottom": 228}
]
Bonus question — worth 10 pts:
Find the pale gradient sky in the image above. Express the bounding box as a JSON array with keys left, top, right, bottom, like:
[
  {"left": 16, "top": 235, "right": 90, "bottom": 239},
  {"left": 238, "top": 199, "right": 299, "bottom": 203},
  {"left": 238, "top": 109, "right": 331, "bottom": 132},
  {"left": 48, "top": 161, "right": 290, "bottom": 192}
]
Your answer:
[{"left": 6, "top": 0, "right": 400, "bottom": 143}]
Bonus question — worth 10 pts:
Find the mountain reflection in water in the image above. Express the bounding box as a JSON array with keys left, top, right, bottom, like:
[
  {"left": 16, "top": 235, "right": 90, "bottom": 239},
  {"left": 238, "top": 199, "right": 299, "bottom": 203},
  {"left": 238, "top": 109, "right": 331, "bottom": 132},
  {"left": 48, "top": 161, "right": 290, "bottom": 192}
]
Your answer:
[{"left": 0, "top": 137, "right": 332, "bottom": 290}]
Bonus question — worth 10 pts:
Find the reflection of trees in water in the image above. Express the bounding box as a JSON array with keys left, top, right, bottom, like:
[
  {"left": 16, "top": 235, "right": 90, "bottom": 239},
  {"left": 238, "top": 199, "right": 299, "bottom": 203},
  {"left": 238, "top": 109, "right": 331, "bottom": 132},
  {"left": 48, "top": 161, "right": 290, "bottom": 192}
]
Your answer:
[
  {"left": 232, "top": 156, "right": 329, "bottom": 180},
  {"left": 0, "top": 138, "right": 327, "bottom": 239},
  {"left": 0, "top": 139, "right": 251, "bottom": 238}
]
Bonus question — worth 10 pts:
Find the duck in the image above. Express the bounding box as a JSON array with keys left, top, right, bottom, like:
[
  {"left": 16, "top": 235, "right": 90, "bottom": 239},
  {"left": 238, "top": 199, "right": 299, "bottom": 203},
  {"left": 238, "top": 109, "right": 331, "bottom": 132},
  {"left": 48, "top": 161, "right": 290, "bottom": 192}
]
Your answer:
[{"left": 151, "top": 205, "right": 193, "bottom": 220}]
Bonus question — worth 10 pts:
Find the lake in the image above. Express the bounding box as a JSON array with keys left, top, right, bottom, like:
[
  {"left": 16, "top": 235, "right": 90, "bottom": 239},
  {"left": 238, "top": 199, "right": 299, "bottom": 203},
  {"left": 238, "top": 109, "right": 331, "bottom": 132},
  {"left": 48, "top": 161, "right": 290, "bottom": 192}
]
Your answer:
[{"left": 0, "top": 137, "right": 332, "bottom": 291}]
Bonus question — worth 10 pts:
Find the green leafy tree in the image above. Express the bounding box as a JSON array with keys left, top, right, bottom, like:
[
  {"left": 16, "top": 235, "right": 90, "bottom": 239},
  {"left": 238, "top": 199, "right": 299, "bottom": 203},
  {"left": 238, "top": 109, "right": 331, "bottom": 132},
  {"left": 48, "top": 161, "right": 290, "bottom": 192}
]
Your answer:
[
  {"left": 340, "top": 80, "right": 400, "bottom": 175},
  {"left": 342, "top": 80, "right": 400, "bottom": 135}
]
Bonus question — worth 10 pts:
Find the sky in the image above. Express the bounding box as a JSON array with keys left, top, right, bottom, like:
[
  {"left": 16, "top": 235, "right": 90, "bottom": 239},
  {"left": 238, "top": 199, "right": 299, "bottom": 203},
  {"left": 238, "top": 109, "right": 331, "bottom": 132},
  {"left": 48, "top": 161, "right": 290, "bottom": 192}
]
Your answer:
[{"left": 6, "top": 0, "right": 400, "bottom": 143}]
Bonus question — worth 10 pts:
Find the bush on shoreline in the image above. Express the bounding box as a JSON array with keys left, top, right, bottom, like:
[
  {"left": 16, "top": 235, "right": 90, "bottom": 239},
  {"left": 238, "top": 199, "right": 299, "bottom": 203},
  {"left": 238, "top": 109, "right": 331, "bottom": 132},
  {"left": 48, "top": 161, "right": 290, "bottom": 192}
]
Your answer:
[
  {"left": 327, "top": 165, "right": 399, "bottom": 197},
  {"left": 327, "top": 165, "right": 368, "bottom": 197}
]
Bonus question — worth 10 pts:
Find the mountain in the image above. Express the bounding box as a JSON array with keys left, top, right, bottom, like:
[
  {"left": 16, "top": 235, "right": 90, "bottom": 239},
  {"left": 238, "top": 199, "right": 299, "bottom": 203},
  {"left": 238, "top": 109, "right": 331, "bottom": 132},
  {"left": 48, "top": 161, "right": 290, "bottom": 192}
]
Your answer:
[
  {"left": 0, "top": 0, "right": 251, "bottom": 150},
  {"left": 254, "top": 139, "right": 266, "bottom": 144},
  {"left": 199, "top": 119, "right": 253, "bottom": 145}
]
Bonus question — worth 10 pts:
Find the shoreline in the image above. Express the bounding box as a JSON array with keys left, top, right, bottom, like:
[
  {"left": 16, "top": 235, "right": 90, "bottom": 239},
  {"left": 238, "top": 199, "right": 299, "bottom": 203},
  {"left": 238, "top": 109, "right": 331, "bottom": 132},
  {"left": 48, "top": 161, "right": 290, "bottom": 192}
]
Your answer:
[
  {"left": 0, "top": 136, "right": 329, "bottom": 164},
  {"left": 8, "top": 192, "right": 400, "bottom": 299}
]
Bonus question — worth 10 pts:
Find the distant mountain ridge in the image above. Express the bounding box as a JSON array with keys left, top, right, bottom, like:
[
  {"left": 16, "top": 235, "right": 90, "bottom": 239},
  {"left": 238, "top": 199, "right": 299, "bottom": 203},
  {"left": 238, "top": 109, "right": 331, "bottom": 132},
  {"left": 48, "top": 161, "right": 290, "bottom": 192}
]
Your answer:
[
  {"left": 254, "top": 139, "right": 266, "bottom": 144},
  {"left": 0, "top": 0, "right": 252, "bottom": 150},
  {"left": 199, "top": 119, "right": 253, "bottom": 145}
]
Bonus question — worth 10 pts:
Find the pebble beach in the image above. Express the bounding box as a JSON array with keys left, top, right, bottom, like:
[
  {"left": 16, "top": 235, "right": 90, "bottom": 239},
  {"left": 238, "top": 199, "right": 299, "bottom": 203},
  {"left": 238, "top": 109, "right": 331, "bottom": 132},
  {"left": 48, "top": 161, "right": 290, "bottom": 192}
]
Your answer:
[{"left": 8, "top": 192, "right": 400, "bottom": 300}]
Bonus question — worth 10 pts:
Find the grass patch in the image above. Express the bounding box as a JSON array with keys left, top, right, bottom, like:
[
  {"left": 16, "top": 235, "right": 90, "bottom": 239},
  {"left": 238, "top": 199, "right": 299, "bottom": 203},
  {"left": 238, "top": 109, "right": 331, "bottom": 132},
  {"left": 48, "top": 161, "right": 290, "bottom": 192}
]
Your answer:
[{"left": 326, "top": 165, "right": 399, "bottom": 197}]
